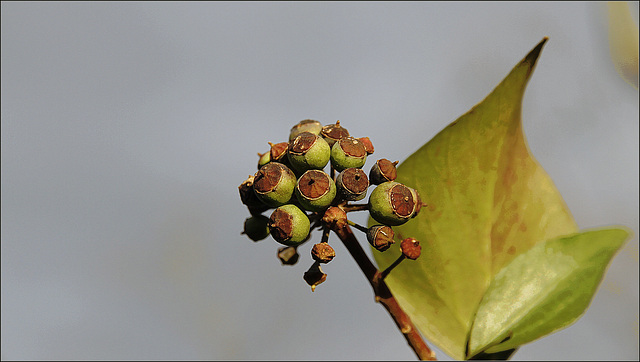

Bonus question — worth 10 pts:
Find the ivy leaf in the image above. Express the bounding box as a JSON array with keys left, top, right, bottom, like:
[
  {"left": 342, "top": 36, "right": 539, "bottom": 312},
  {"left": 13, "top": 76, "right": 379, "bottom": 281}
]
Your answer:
[
  {"left": 466, "top": 227, "right": 631, "bottom": 357},
  {"left": 369, "top": 38, "right": 630, "bottom": 359}
]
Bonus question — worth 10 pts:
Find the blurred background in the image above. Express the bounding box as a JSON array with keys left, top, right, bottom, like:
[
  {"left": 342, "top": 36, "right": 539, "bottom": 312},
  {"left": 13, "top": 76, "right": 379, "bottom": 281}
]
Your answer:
[{"left": 1, "top": 2, "right": 638, "bottom": 360}]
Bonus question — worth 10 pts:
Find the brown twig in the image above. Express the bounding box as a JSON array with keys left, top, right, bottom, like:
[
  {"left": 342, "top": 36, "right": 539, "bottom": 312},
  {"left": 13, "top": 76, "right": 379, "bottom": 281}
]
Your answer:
[{"left": 329, "top": 218, "right": 437, "bottom": 361}]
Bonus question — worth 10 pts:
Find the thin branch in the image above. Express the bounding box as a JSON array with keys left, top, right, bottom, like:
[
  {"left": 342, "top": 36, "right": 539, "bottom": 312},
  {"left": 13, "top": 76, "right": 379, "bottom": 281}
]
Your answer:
[
  {"left": 379, "top": 254, "right": 406, "bottom": 281},
  {"left": 330, "top": 221, "right": 436, "bottom": 361},
  {"left": 341, "top": 203, "right": 369, "bottom": 212}
]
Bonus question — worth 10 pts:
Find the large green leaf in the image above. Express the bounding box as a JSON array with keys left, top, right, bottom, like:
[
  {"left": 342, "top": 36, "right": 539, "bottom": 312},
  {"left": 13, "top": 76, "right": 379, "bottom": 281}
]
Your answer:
[
  {"left": 369, "top": 38, "right": 630, "bottom": 359},
  {"left": 466, "top": 227, "right": 630, "bottom": 357}
]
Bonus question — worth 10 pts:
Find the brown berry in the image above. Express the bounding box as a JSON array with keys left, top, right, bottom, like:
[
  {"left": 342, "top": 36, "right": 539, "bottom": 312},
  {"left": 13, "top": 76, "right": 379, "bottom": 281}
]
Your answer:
[
  {"left": 311, "top": 243, "right": 336, "bottom": 263},
  {"left": 322, "top": 206, "right": 348, "bottom": 231},
  {"left": 366, "top": 225, "right": 395, "bottom": 252},
  {"left": 358, "top": 137, "right": 375, "bottom": 154},
  {"left": 303, "top": 262, "right": 327, "bottom": 292},
  {"left": 277, "top": 246, "right": 300, "bottom": 265},
  {"left": 400, "top": 238, "right": 421, "bottom": 260},
  {"left": 269, "top": 142, "right": 289, "bottom": 163}
]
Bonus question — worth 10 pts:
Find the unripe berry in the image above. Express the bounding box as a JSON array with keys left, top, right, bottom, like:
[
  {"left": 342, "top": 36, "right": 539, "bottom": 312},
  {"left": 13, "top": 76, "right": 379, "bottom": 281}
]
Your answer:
[
  {"left": 268, "top": 204, "right": 310, "bottom": 246},
  {"left": 242, "top": 215, "right": 270, "bottom": 241},
  {"left": 409, "top": 187, "right": 424, "bottom": 218},
  {"left": 369, "top": 159, "right": 398, "bottom": 185},
  {"left": 287, "top": 132, "right": 331, "bottom": 172},
  {"left": 294, "top": 169, "right": 337, "bottom": 212},
  {"left": 368, "top": 181, "right": 417, "bottom": 226},
  {"left": 336, "top": 168, "right": 369, "bottom": 201},
  {"left": 321, "top": 120, "right": 349, "bottom": 147},
  {"left": 366, "top": 225, "right": 395, "bottom": 251},
  {"left": 253, "top": 162, "right": 297, "bottom": 207},
  {"left": 330, "top": 137, "right": 367, "bottom": 172},
  {"left": 257, "top": 151, "right": 271, "bottom": 169},
  {"left": 289, "top": 119, "right": 323, "bottom": 141}
]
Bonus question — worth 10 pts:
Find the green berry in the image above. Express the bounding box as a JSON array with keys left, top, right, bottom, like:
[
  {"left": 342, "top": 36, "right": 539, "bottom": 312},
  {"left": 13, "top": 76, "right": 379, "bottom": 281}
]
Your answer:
[
  {"left": 287, "top": 132, "right": 331, "bottom": 172},
  {"left": 253, "top": 162, "right": 297, "bottom": 207},
  {"left": 289, "top": 119, "right": 323, "bottom": 141},
  {"left": 369, "top": 158, "right": 398, "bottom": 185},
  {"left": 295, "top": 169, "right": 337, "bottom": 212},
  {"left": 242, "top": 215, "right": 270, "bottom": 241},
  {"left": 257, "top": 151, "right": 271, "bottom": 169},
  {"left": 336, "top": 168, "right": 369, "bottom": 201},
  {"left": 368, "top": 181, "right": 417, "bottom": 226},
  {"left": 409, "top": 187, "right": 424, "bottom": 218},
  {"left": 330, "top": 137, "right": 367, "bottom": 172},
  {"left": 268, "top": 204, "right": 310, "bottom": 246}
]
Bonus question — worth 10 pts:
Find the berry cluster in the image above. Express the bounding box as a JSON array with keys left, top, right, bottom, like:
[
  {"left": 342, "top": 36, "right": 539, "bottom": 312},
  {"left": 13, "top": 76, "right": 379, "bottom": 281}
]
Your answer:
[{"left": 239, "top": 119, "right": 424, "bottom": 291}]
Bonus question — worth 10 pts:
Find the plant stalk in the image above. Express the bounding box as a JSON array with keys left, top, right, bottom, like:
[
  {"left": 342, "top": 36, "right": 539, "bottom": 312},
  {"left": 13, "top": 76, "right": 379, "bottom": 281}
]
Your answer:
[{"left": 330, "top": 221, "right": 436, "bottom": 361}]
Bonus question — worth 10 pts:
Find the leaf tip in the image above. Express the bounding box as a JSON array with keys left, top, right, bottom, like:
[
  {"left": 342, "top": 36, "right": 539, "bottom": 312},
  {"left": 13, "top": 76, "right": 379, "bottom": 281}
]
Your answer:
[{"left": 523, "top": 37, "right": 548, "bottom": 71}]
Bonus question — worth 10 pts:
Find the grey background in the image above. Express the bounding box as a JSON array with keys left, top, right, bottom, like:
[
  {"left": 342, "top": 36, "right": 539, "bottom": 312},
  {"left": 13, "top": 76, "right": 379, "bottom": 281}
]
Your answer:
[{"left": 1, "top": 2, "right": 638, "bottom": 360}]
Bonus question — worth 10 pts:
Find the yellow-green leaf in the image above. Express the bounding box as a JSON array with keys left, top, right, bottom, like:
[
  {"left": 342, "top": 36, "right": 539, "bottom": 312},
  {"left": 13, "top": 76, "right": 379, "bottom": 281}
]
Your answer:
[
  {"left": 466, "top": 227, "right": 631, "bottom": 357},
  {"left": 369, "top": 38, "right": 581, "bottom": 359}
]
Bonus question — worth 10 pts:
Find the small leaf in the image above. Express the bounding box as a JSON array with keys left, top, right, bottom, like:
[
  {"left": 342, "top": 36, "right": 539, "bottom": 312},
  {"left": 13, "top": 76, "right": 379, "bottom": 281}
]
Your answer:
[
  {"left": 370, "top": 38, "right": 583, "bottom": 359},
  {"left": 467, "top": 227, "right": 631, "bottom": 357}
]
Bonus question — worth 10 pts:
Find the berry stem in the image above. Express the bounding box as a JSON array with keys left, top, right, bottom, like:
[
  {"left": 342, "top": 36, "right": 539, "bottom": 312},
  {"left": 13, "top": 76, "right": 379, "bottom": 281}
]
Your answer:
[
  {"left": 379, "top": 254, "right": 406, "bottom": 281},
  {"left": 320, "top": 225, "right": 330, "bottom": 243},
  {"left": 346, "top": 219, "right": 369, "bottom": 233},
  {"left": 341, "top": 203, "right": 369, "bottom": 212},
  {"left": 328, "top": 220, "right": 436, "bottom": 360}
]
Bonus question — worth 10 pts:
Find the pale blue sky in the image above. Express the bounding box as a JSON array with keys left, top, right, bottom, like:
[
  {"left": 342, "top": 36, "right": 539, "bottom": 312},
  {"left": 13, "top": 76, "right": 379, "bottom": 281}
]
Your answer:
[{"left": 2, "top": 2, "right": 638, "bottom": 360}]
